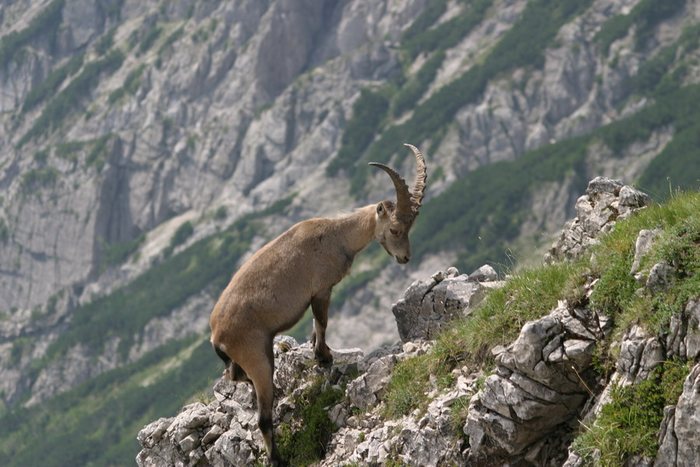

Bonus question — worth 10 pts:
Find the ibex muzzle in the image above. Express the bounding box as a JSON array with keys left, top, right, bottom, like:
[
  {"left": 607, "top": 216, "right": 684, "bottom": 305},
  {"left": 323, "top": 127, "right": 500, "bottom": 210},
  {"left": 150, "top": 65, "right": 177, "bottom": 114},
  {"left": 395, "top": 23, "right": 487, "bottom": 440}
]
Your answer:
[{"left": 209, "top": 144, "right": 427, "bottom": 466}]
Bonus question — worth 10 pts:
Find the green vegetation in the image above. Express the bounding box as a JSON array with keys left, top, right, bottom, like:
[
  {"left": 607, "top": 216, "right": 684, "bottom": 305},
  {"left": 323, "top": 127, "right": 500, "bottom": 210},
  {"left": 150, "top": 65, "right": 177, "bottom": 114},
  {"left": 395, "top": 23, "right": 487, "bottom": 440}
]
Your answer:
[
  {"left": 350, "top": 0, "right": 594, "bottom": 194},
  {"left": 86, "top": 133, "right": 115, "bottom": 171},
  {"left": 108, "top": 64, "right": 146, "bottom": 103},
  {"left": 0, "top": 336, "right": 220, "bottom": 467},
  {"left": 402, "top": 0, "right": 491, "bottom": 60},
  {"left": 595, "top": 0, "right": 685, "bottom": 55},
  {"left": 158, "top": 26, "right": 185, "bottom": 57},
  {"left": 138, "top": 25, "right": 163, "bottom": 55},
  {"left": 400, "top": 0, "right": 448, "bottom": 45},
  {"left": 19, "top": 50, "right": 125, "bottom": 146},
  {"left": 20, "top": 167, "right": 59, "bottom": 193},
  {"left": 33, "top": 149, "right": 49, "bottom": 164},
  {"left": 392, "top": 51, "right": 445, "bottom": 118},
  {"left": 95, "top": 28, "right": 116, "bottom": 55},
  {"left": 43, "top": 220, "right": 253, "bottom": 362},
  {"left": 277, "top": 377, "right": 344, "bottom": 465},
  {"left": 214, "top": 205, "right": 228, "bottom": 220},
  {"left": 101, "top": 234, "right": 145, "bottom": 268},
  {"left": 384, "top": 260, "right": 584, "bottom": 417},
  {"left": 573, "top": 360, "right": 692, "bottom": 465},
  {"left": 22, "top": 53, "right": 85, "bottom": 113},
  {"left": 326, "top": 88, "right": 390, "bottom": 176},
  {"left": 0, "top": 218, "right": 8, "bottom": 243},
  {"left": 37, "top": 196, "right": 293, "bottom": 367},
  {"left": 0, "top": 0, "right": 64, "bottom": 68},
  {"left": 385, "top": 188, "right": 700, "bottom": 452},
  {"left": 163, "top": 220, "right": 195, "bottom": 257},
  {"left": 590, "top": 193, "right": 700, "bottom": 337},
  {"left": 0, "top": 199, "right": 295, "bottom": 466},
  {"left": 410, "top": 134, "right": 589, "bottom": 273}
]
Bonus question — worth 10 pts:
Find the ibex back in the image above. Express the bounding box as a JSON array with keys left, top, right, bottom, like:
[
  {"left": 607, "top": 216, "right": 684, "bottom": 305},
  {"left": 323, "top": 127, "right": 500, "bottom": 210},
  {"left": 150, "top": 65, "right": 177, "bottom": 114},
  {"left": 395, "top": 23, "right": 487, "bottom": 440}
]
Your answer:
[{"left": 209, "top": 144, "right": 427, "bottom": 465}]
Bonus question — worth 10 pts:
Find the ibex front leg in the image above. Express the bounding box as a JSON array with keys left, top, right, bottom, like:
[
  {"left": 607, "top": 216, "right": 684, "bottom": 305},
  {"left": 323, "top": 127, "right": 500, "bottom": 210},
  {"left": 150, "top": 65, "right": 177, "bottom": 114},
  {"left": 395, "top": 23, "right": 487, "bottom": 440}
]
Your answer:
[{"left": 310, "top": 290, "right": 333, "bottom": 367}]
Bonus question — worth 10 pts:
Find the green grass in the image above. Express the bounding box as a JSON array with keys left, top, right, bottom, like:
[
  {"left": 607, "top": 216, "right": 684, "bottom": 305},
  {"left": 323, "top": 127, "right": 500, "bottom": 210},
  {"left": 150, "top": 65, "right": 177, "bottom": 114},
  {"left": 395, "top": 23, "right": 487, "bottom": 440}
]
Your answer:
[
  {"left": 385, "top": 191, "right": 700, "bottom": 423},
  {"left": 573, "top": 360, "right": 692, "bottom": 466},
  {"left": 0, "top": 336, "right": 219, "bottom": 467},
  {"left": 589, "top": 191, "right": 700, "bottom": 336},
  {"left": 384, "top": 260, "right": 585, "bottom": 417},
  {"left": 277, "top": 377, "right": 344, "bottom": 465}
]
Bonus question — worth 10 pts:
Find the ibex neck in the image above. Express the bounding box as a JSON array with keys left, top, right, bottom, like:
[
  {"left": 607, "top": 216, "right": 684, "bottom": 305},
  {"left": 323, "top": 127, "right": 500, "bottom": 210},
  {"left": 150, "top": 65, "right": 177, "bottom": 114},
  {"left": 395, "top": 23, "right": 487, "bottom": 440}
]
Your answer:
[{"left": 339, "top": 205, "right": 377, "bottom": 257}]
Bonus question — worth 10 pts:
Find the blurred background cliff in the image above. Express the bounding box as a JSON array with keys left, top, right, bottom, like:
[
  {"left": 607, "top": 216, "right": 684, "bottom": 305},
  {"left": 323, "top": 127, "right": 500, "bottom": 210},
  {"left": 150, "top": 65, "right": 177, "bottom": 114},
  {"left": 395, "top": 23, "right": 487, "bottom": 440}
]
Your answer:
[{"left": 0, "top": 0, "right": 699, "bottom": 464}]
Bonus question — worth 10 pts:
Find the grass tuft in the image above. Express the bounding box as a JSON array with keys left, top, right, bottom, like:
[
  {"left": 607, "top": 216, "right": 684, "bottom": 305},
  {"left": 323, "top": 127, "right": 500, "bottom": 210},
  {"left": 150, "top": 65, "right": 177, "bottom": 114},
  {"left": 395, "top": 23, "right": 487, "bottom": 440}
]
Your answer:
[
  {"left": 573, "top": 360, "right": 692, "bottom": 465},
  {"left": 277, "top": 377, "right": 344, "bottom": 465}
]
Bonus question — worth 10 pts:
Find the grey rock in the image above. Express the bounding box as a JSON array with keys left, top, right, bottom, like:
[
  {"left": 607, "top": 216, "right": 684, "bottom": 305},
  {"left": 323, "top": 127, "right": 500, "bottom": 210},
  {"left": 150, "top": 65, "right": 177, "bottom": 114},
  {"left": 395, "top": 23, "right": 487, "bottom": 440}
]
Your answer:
[
  {"left": 392, "top": 269, "right": 493, "bottom": 342},
  {"left": 466, "top": 301, "right": 607, "bottom": 463},
  {"left": 468, "top": 264, "right": 499, "bottom": 282},
  {"left": 646, "top": 261, "right": 675, "bottom": 293},
  {"left": 586, "top": 176, "right": 624, "bottom": 197},
  {"left": 666, "top": 299, "right": 700, "bottom": 361},
  {"left": 347, "top": 355, "right": 396, "bottom": 410},
  {"left": 618, "top": 185, "right": 652, "bottom": 210},
  {"left": 630, "top": 228, "right": 662, "bottom": 277},
  {"left": 616, "top": 325, "right": 664, "bottom": 385},
  {"left": 546, "top": 177, "right": 651, "bottom": 263},
  {"left": 656, "top": 364, "right": 700, "bottom": 467},
  {"left": 202, "top": 425, "right": 224, "bottom": 445},
  {"left": 178, "top": 433, "right": 199, "bottom": 453}
]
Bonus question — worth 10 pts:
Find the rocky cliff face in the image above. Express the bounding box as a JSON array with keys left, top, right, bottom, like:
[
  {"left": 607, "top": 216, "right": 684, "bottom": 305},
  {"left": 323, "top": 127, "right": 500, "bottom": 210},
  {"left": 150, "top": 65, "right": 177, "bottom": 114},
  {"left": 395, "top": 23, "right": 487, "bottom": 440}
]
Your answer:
[
  {"left": 3, "top": 0, "right": 700, "bottom": 463},
  {"left": 136, "top": 178, "right": 700, "bottom": 466}
]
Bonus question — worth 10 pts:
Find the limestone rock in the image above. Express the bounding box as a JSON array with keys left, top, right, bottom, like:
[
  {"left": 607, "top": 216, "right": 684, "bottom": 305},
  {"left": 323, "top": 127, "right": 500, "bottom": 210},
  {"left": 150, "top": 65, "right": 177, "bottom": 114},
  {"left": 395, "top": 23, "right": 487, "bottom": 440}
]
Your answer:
[
  {"left": 646, "top": 261, "right": 675, "bottom": 293},
  {"left": 468, "top": 264, "right": 499, "bottom": 282},
  {"left": 546, "top": 177, "right": 650, "bottom": 263},
  {"left": 666, "top": 300, "right": 700, "bottom": 361},
  {"left": 616, "top": 325, "right": 664, "bottom": 385},
  {"left": 465, "top": 301, "right": 610, "bottom": 464},
  {"left": 392, "top": 266, "right": 499, "bottom": 342},
  {"left": 655, "top": 363, "right": 700, "bottom": 467},
  {"left": 630, "top": 228, "right": 662, "bottom": 280}
]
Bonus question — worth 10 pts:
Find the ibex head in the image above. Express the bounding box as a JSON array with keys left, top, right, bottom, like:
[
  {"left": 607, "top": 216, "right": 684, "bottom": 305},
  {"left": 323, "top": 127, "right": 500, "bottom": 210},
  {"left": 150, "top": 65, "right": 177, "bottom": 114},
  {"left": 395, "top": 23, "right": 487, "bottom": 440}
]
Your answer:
[{"left": 370, "top": 143, "right": 427, "bottom": 264}]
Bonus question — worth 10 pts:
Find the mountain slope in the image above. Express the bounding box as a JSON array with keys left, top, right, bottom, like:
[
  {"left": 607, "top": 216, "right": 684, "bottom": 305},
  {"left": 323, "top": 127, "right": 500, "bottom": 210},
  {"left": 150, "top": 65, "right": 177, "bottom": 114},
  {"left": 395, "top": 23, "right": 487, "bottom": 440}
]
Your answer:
[{"left": 1, "top": 0, "right": 700, "bottom": 464}]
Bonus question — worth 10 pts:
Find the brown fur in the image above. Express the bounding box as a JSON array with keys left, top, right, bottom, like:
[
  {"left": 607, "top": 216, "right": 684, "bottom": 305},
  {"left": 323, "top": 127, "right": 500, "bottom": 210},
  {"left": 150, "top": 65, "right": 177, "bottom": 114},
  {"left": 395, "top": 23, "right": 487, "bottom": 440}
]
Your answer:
[{"left": 209, "top": 146, "right": 426, "bottom": 465}]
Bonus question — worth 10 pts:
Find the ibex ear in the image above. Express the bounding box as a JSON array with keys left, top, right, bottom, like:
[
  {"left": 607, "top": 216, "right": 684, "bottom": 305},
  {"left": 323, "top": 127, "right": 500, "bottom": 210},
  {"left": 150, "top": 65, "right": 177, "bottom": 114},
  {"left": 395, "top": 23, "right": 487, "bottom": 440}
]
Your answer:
[{"left": 376, "top": 202, "right": 388, "bottom": 218}]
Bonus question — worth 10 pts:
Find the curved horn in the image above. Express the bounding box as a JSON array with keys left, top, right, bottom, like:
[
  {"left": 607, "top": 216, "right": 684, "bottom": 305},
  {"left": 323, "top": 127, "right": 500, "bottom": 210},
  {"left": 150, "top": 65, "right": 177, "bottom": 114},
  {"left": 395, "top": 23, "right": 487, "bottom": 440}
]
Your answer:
[
  {"left": 368, "top": 162, "right": 413, "bottom": 220},
  {"left": 404, "top": 143, "right": 427, "bottom": 216}
]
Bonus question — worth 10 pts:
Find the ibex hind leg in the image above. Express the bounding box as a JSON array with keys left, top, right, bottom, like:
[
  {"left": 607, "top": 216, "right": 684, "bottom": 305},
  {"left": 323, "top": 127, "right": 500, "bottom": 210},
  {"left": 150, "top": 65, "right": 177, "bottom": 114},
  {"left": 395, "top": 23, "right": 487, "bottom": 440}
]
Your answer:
[
  {"left": 213, "top": 344, "right": 250, "bottom": 382},
  {"left": 237, "top": 338, "right": 286, "bottom": 466}
]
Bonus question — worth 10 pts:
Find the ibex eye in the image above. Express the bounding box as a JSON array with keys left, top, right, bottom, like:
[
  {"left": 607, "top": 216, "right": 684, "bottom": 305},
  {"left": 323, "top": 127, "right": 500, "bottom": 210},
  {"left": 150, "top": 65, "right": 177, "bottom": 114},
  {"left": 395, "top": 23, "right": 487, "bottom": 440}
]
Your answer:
[{"left": 390, "top": 228, "right": 399, "bottom": 236}]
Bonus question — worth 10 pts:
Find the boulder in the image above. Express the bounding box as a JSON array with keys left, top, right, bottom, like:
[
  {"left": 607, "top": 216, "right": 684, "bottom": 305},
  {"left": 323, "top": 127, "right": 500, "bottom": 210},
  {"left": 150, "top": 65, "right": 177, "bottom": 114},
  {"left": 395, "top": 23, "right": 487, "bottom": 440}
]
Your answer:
[
  {"left": 465, "top": 301, "right": 611, "bottom": 463},
  {"left": 392, "top": 266, "right": 502, "bottom": 342},
  {"left": 546, "top": 177, "right": 650, "bottom": 263}
]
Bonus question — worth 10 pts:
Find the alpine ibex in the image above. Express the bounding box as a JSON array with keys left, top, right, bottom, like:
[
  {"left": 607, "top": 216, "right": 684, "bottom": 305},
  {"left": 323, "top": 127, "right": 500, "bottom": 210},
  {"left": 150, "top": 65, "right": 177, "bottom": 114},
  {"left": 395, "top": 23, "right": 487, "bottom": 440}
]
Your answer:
[{"left": 209, "top": 144, "right": 427, "bottom": 465}]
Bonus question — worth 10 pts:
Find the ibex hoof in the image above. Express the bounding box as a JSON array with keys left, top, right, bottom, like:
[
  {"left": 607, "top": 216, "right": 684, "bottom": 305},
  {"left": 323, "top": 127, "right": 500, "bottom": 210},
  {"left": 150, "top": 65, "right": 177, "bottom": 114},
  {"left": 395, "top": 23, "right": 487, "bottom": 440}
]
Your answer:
[{"left": 315, "top": 353, "right": 333, "bottom": 368}]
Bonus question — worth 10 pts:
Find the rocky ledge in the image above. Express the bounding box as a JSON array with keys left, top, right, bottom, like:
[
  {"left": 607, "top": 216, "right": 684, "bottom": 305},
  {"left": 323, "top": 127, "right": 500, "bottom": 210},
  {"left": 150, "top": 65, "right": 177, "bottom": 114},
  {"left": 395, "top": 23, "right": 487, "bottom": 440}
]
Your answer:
[{"left": 136, "top": 178, "right": 700, "bottom": 466}]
